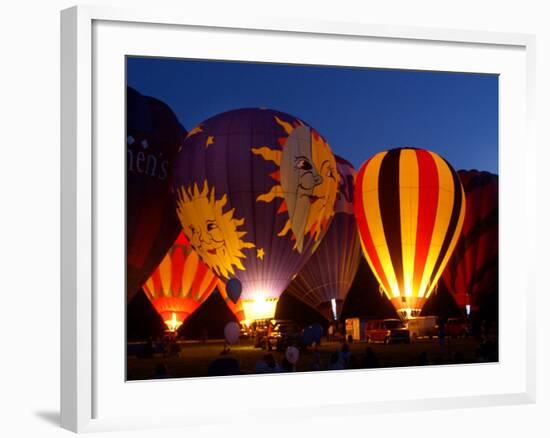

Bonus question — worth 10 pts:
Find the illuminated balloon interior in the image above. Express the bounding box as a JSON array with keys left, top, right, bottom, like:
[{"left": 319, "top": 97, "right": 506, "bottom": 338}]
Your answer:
[{"left": 354, "top": 148, "right": 465, "bottom": 320}]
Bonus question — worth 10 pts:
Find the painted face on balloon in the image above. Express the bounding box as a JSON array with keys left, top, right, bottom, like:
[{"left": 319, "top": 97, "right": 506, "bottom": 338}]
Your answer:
[
  {"left": 175, "top": 181, "right": 255, "bottom": 279},
  {"left": 252, "top": 116, "right": 338, "bottom": 253},
  {"left": 280, "top": 125, "right": 322, "bottom": 253},
  {"left": 306, "top": 132, "right": 339, "bottom": 246}
]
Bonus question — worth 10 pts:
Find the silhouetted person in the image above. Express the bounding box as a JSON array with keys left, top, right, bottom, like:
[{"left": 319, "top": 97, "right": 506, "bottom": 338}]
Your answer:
[
  {"left": 340, "top": 342, "right": 351, "bottom": 368},
  {"left": 362, "top": 347, "right": 379, "bottom": 368},
  {"left": 310, "top": 351, "right": 322, "bottom": 372},
  {"left": 281, "top": 357, "right": 295, "bottom": 372},
  {"left": 208, "top": 355, "right": 240, "bottom": 376},
  {"left": 153, "top": 363, "right": 170, "bottom": 379},
  {"left": 415, "top": 351, "right": 429, "bottom": 366},
  {"left": 437, "top": 316, "right": 447, "bottom": 347},
  {"left": 255, "top": 354, "right": 282, "bottom": 373},
  {"left": 328, "top": 351, "right": 344, "bottom": 370},
  {"left": 141, "top": 337, "right": 154, "bottom": 359}
]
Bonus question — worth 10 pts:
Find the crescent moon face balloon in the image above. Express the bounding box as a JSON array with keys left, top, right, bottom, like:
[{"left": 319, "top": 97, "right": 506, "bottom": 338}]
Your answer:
[
  {"left": 143, "top": 233, "right": 219, "bottom": 332},
  {"left": 287, "top": 156, "right": 361, "bottom": 321},
  {"left": 173, "top": 108, "right": 339, "bottom": 323},
  {"left": 354, "top": 147, "right": 465, "bottom": 320},
  {"left": 127, "top": 87, "right": 185, "bottom": 301},
  {"left": 441, "top": 170, "right": 498, "bottom": 312}
]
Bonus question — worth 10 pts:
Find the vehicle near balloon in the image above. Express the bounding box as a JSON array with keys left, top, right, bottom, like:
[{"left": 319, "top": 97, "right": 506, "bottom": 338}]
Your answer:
[
  {"left": 406, "top": 316, "right": 438, "bottom": 342},
  {"left": 354, "top": 147, "right": 465, "bottom": 321},
  {"left": 173, "top": 108, "right": 340, "bottom": 323},
  {"left": 441, "top": 170, "right": 498, "bottom": 314},
  {"left": 364, "top": 319, "right": 410, "bottom": 344},
  {"left": 126, "top": 86, "right": 185, "bottom": 301},
  {"left": 445, "top": 317, "right": 471, "bottom": 338},
  {"left": 286, "top": 156, "right": 361, "bottom": 321},
  {"left": 267, "top": 320, "right": 303, "bottom": 351},
  {"left": 142, "top": 232, "right": 219, "bottom": 332}
]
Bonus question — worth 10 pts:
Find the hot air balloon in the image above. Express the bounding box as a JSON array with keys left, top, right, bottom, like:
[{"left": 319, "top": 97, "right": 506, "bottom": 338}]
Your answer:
[
  {"left": 354, "top": 147, "right": 465, "bottom": 320},
  {"left": 127, "top": 87, "right": 185, "bottom": 301},
  {"left": 286, "top": 156, "right": 361, "bottom": 321},
  {"left": 142, "top": 232, "right": 219, "bottom": 332},
  {"left": 173, "top": 108, "right": 340, "bottom": 323},
  {"left": 441, "top": 170, "right": 498, "bottom": 313},
  {"left": 217, "top": 280, "right": 246, "bottom": 323}
]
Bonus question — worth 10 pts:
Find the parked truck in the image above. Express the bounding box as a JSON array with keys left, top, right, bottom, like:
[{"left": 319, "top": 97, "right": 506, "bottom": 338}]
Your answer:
[{"left": 406, "top": 316, "right": 438, "bottom": 341}]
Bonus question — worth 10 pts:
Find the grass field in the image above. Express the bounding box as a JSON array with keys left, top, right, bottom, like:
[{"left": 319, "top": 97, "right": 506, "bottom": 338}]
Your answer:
[{"left": 127, "top": 337, "right": 495, "bottom": 380}]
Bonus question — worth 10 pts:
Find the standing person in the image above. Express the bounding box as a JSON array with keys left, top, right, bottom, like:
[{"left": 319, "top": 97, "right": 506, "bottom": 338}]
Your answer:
[
  {"left": 328, "top": 323, "right": 334, "bottom": 342},
  {"left": 438, "top": 315, "right": 447, "bottom": 348},
  {"left": 327, "top": 351, "right": 344, "bottom": 371},
  {"left": 340, "top": 342, "right": 351, "bottom": 368},
  {"left": 362, "top": 347, "right": 379, "bottom": 368}
]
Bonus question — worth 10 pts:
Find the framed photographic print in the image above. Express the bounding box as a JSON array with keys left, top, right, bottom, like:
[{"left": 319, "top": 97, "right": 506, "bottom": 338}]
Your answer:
[{"left": 61, "top": 4, "right": 536, "bottom": 433}]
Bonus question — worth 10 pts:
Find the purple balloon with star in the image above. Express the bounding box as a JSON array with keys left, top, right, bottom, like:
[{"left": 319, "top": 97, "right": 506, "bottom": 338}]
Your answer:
[{"left": 172, "top": 108, "right": 339, "bottom": 322}]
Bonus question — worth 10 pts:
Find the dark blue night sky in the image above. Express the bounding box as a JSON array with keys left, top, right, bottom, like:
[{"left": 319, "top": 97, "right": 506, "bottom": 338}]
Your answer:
[{"left": 127, "top": 57, "right": 498, "bottom": 174}]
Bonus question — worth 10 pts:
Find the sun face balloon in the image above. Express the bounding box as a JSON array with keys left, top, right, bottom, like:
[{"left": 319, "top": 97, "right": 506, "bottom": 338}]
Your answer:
[
  {"left": 173, "top": 108, "right": 339, "bottom": 322},
  {"left": 287, "top": 156, "right": 361, "bottom": 321},
  {"left": 142, "top": 232, "right": 219, "bottom": 332},
  {"left": 126, "top": 87, "right": 185, "bottom": 301},
  {"left": 354, "top": 147, "right": 465, "bottom": 320},
  {"left": 441, "top": 170, "right": 498, "bottom": 312}
]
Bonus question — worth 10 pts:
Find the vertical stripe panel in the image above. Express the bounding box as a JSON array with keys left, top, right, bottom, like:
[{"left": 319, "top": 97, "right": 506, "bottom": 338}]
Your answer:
[
  {"left": 417, "top": 153, "right": 455, "bottom": 297},
  {"left": 171, "top": 245, "right": 184, "bottom": 299},
  {"left": 427, "top": 180, "right": 465, "bottom": 297},
  {"left": 378, "top": 149, "right": 404, "bottom": 297},
  {"left": 399, "top": 149, "right": 419, "bottom": 297},
  {"left": 362, "top": 152, "right": 400, "bottom": 297},
  {"left": 158, "top": 254, "right": 172, "bottom": 297},
  {"left": 412, "top": 149, "right": 439, "bottom": 297},
  {"left": 180, "top": 251, "right": 198, "bottom": 298},
  {"left": 427, "top": 157, "right": 465, "bottom": 293},
  {"left": 355, "top": 153, "right": 394, "bottom": 298}
]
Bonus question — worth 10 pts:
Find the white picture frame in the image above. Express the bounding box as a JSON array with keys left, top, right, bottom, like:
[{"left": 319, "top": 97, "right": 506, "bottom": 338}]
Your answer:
[{"left": 60, "top": 4, "right": 536, "bottom": 433}]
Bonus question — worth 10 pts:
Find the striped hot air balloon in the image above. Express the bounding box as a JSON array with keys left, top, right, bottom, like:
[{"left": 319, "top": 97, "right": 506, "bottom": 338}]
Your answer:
[
  {"left": 286, "top": 156, "right": 361, "bottom": 321},
  {"left": 354, "top": 147, "right": 466, "bottom": 320},
  {"left": 441, "top": 170, "right": 498, "bottom": 313},
  {"left": 143, "top": 232, "right": 219, "bottom": 332}
]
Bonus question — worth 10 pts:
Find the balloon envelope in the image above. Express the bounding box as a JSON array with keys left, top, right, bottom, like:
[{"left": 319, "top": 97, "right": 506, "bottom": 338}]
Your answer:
[
  {"left": 127, "top": 87, "right": 185, "bottom": 300},
  {"left": 226, "top": 278, "right": 242, "bottom": 303},
  {"left": 441, "top": 170, "right": 498, "bottom": 311},
  {"left": 217, "top": 280, "right": 246, "bottom": 323},
  {"left": 287, "top": 156, "right": 361, "bottom": 321},
  {"left": 143, "top": 232, "right": 219, "bottom": 332},
  {"left": 354, "top": 148, "right": 465, "bottom": 320},
  {"left": 224, "top": 322, "right": 240, "bottom": 345},
  {"left": 173, "top": 108, "right": 339, "bottom": 322},
  {"left": 285, "top": 346, "right": 300, "bottom": 365}
]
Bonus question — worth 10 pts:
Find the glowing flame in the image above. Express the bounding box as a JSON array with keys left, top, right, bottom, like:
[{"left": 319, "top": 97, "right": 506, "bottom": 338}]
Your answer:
[
  {"left": 331, "top": 298, "right": 338, "bottom": 321},
  {"left": 164, "top": 312, "right": 182, "bottom": 332},
  {"left": 241, "top": 294, "right": 278, "bottom": 322}
]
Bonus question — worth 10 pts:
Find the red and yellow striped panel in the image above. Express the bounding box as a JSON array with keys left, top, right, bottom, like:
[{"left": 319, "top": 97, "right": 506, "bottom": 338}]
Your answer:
[
  {"left": 354, "top": 148, "right": 465, "bottom": 319},
  {"left": 217, "top": 280, "right": 246, "bottom": 323},
  {"left": 143, "top": 232, "right": 219, "bottom": 330}
]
